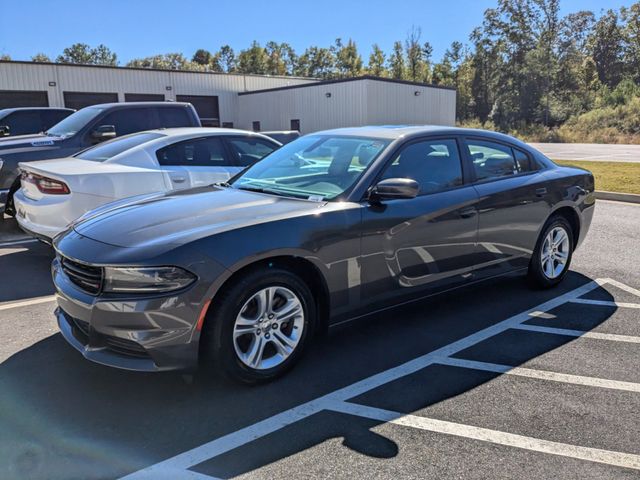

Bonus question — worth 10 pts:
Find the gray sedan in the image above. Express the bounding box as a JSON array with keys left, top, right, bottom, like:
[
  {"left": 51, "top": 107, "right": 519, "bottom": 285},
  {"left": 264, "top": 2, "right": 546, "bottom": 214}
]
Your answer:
[{"left": 52, "top": 126, "right": 595, "bottom": 383}]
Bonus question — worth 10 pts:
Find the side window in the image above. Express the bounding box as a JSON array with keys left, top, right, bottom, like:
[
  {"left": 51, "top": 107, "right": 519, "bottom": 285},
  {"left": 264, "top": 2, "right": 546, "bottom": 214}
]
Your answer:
[
  {"left": 156, "top": 137, "right": 230, "bottom": 167},
  {"left": 514, "top": 148, "right": 538, "bottom": 172},
  {"left": 98, "top": 108, "right": 154, "bottom": 136},
  {"left": 157, "top": 107, "right": 192, "bottom": 128},
  {"left": 381, "top": 139, "right": 463, "bottom": 195},
  {"left": 466, "top": 139, "right": 518, "bottom": 181},
  {"left": 228, "top": 137, "right": 277, "bottom": 167},
  {"left": 4, "top": 111, "right": 43, "bottom": 135},
  {"left": 42, "top": 110, "right": 72, "bottom": 130}
]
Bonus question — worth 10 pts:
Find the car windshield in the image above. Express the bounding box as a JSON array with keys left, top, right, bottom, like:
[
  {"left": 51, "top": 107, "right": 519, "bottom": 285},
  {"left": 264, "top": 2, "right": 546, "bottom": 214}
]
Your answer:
[
  {"left": 231, "top": 135, "right": 390, "bottom": 200},
  {"left": 46, "top": 107, "right": 104, "bottom": 138},
  {"left": 75, "top": 132, "right": 165, "bottom": 161}
]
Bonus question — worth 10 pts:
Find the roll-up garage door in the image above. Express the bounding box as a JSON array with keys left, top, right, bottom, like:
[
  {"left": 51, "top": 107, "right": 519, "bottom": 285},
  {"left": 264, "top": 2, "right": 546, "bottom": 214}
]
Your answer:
[
  {"left": 0, "top": 90, "right": 49, "bottom": 108},
  {"left": 63, "top": 91, "right": 118, "bottom": 110},
  {"left": 176, "top": 95, "right": 219, "bottom": 126},
  {"left": 124, "top": 93, "right": 165, "bottom": 102}
]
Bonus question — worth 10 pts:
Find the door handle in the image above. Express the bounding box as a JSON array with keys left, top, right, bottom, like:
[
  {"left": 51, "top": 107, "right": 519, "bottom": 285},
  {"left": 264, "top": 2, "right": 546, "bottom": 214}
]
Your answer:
[
  {"left": 459, "top": 207, "right": 477, "bottom": 219},
  {"left": 535, "top": 187, "right": 547, "bottom": 197},
  {"left": 172, "top": 176, "right": 186, "bottom": 183}
]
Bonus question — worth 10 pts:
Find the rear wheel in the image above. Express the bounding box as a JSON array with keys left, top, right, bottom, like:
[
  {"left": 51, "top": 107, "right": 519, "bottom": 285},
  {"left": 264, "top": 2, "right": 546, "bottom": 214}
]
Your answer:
[
  {"left": 200, "top": 267, "right": 315, "bottom": 384},
  {"left": 528, "top": 215, "right": 574, "bottom": 288}
]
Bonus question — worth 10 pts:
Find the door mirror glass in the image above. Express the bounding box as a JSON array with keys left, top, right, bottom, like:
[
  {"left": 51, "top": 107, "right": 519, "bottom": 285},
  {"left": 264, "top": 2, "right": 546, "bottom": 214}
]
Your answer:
[
  {"left": 91, "top": 124, "right": 116, "bottom": 142},
  {"left": 370, "top": 178, "right": 420, "bottom": 202},
  {"left": 0, "top": 125, "right": 10, "bottom": 136}
]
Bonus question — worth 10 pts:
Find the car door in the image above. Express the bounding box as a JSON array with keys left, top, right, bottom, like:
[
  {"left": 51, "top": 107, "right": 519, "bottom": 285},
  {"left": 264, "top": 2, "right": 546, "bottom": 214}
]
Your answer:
[
  {"left": 359, "top": 137, "right": 481, "bottom": 312},
  {"left": 462, "top": 137, "right": 551, "bottom": 278},
  {"left": 156, "top": 136, "right": 237, "bottom": 189}
]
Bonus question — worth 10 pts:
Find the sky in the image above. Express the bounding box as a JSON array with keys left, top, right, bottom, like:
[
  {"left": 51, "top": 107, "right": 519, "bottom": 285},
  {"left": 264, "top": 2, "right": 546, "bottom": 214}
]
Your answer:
[{"left": 0, "top": 0, "right": 633, "bottom": 64}]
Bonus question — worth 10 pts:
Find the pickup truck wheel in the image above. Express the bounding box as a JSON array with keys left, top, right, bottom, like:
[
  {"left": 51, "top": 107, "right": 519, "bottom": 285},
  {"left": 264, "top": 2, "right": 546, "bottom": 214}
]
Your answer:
[
  {"left": 200, "top": 267, "right": 315, "bottom": 384},
  {"left": 3, "top": 177, "right": 21, "bottom": 217}
]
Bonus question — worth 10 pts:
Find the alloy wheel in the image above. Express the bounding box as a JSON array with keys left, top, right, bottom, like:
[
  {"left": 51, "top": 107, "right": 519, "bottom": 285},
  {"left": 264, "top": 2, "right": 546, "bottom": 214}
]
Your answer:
[
  {"left": 540, "top": 226, "right": 570, "bottom": 279},
  {"left": 233, "top": 286, "right": 305, "bottom": 370}
]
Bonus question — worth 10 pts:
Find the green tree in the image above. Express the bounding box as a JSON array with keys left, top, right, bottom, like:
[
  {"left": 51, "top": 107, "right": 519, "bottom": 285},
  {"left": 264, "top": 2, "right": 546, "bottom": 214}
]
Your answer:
[
  {"left": 295, "top": 46, "right": 335, "bottom": 78},
  {"left": 388, "top": 41, "right": 406, "bottom": 80},
  {"left": 217, "top": 45, "right": 236, "bottom": 73},
  {"left": 192, "top": 49, "right": 213, "bottom": 66},
  {"left": 237, "top": 41, "right": 268, "bottom": 74},
  {"left": 126, "top": 53, "right": 193, "bottom": 70},
  {"left": 265, "top": 42, "right": 296, "bottom": 76},
  {"left": 589, "top": 9, "right": 624, "bottom": 88},
  {"left": 333, "top": 38, "right": 363, "bottom": 77},
  {"left": 31, "top": 53, "right": 51, "bottom": 62},
  {"left": 367, "top": 44, "right": 386, "bottom": 77},
  {"left": 57, "top": 43, "right": 117, "bottom": 65},
  {"left": 405, "top": 27, "right": 426, "bottom": 82},
  {"left": 621, "top": 3, "right": 640, "bottom": 83}
]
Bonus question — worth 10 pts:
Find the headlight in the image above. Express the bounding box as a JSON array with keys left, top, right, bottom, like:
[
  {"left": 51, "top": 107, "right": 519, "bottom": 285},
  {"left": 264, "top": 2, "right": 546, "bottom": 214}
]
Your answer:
[{"left": 103, "top": 266, "right": 197, "bottom": 293}]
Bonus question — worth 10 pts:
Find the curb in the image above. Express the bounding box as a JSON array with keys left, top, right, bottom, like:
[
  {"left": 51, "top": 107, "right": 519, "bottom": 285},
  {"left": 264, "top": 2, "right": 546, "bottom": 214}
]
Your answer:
[{"left": 595, "top": 190, "right": 640, "bottom": 204}]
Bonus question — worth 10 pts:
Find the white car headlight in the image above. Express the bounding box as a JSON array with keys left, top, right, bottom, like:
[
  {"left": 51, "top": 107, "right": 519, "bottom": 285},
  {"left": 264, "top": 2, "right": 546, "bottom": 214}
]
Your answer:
[{"left": 103, "top": 266, "right": 197, "bottom": 293}]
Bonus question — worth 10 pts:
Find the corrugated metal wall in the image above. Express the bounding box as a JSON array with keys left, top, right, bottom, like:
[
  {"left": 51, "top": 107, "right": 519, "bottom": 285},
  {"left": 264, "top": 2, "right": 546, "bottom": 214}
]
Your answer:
[
  {"left": 0, "top": 62, "right": 315, "bottom": 125},
  {"left": 237, "top": 79, "right": 456, "bottom": 133},
  {"left": 365, "top": 79, "right": 456, "bottom": 127},
  {"left": 238, "top": 81, "right": 368, "bottom": 133}
]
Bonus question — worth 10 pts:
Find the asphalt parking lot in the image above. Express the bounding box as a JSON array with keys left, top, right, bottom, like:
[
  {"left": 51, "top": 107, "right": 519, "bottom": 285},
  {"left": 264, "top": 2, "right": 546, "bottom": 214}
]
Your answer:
[{"left": 0, "top": 199, "right": 639, "bottom": 480}]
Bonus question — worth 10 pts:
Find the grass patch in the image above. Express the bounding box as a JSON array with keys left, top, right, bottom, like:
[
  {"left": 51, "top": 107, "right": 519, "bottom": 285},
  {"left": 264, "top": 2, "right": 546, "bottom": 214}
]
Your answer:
[{"left": 555, "top": 160, "right": 640, "bottom": 195}]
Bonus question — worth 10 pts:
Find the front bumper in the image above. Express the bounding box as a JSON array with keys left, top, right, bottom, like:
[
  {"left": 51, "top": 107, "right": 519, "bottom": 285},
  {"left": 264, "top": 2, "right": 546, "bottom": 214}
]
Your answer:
[{"left": 53, "top": 257, "right": 203, "bottom": 372}]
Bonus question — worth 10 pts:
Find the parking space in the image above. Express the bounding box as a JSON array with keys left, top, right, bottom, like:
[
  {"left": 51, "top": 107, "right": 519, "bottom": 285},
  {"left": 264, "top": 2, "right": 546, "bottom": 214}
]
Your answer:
[{"left": 1, "top": 199, "right": 639, "bottom": 480}]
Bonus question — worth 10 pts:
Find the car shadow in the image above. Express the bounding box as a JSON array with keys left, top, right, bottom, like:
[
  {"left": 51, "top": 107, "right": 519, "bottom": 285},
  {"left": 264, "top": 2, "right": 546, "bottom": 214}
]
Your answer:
[
  {"left": 0, "top": 242, "right": 55, "bottom": 302},
  {"left": 0, "top": 271, "right": 618, "bottom": 480}
]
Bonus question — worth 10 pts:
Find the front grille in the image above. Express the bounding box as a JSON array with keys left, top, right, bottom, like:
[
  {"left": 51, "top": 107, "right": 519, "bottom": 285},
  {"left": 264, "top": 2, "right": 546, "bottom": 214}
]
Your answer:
[
  {"left": 104, "top": 336, "right": 150, "bottom": 358},
  {"left": 61, "top": 256, "right": 103, "bottom": 295}
]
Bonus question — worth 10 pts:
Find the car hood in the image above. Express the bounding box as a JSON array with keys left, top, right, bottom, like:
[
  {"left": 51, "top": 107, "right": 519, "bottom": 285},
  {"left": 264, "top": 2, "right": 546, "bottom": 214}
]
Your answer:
[
  {"left": 0, "top": 133, "right": 63, "bottom": 153},
  {"left": 74, "top": 186, "right": 328, "bottom": 248}
]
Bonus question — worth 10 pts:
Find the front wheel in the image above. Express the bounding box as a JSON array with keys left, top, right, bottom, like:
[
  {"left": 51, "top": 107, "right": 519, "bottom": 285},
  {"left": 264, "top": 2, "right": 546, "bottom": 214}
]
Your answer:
[
  {"left": 528, "top": 216, "right": 574, "bottom": 288},
  {"left": 200, "top": 268, "right": 315, "bottom": 384}
]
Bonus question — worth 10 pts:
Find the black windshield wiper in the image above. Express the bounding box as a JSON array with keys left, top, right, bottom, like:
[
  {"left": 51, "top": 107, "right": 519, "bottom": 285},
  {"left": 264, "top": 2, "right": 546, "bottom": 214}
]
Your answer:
[
  {"left": 235, "top": 185, "right": 304, "bottom": 199},
  {"left": 213, "top": 182, "right": 231, "bottom": 188}
]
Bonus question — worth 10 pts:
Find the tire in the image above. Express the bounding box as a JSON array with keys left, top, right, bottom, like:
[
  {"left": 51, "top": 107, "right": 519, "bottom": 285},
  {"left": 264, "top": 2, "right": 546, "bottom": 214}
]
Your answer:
[
  {"left": 200, "top": 267, "right": 316, "bottom": 384},
  {"left": 528, "top": 215, "right": 574, "bottom": 289},
  {"left": 3, "top": 177, "right": 21, "bottom": 217}
]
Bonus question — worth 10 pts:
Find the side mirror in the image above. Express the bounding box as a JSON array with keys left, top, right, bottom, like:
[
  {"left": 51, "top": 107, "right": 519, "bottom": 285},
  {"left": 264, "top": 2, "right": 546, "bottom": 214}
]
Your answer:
[
  {"left": 369, "top": 178, "right": 420, "bottom": 203},
  {"left": 91, "top": 125, "right": 116, "bottom": 142},
  {"left": 0, "top": 125, "right": 10, "bottom": 137}
]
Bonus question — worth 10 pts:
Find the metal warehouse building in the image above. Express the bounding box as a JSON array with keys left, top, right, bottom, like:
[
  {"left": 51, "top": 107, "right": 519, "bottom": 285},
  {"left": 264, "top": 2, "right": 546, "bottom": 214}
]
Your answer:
[{"left": 0, "top": 61, "right": 456, "bottom": 133}]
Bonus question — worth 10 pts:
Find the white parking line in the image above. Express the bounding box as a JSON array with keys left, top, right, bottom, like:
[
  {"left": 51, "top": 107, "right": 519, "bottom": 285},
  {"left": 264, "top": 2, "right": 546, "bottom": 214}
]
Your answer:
[
  {"left": 330, "top": 402, "right": 640, "bottom": 471},
  {"left": 0, "top": 295, "right": 56, "bottom": 311},
  {"left": 513, "top": 323, "right": 640, "bottom": 344},
  {"left": 0, "top": 238, "right": 38, "bottom": 247},
  {"left": 571, "top": 298, "right": 640, "bottom": 309},
  {"left": 121, "top": 279, "right": 609, "bottom": 479},
  {"left": 436, "top": 357, "right": 640, "bottom": 392}
]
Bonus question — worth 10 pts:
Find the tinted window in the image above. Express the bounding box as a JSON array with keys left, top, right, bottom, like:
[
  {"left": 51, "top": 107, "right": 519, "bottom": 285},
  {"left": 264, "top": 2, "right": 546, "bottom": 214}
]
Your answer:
[
  {"left": 381, "top": 139, "right": 463, "bottom": 194},
  {"left": 76, "top": 132, "right": 165, "bottom": 161},
  {"left": 466, "top": 139, "right": 518, "bottom": 181},
  {"left": 157, "top": 107, "right": 192, "bottom": 128},
  {"left": 157, "top": 137, "right": 230, "bottom": 166},
  {"left": 98, "top": 108, "right": 155, "bottom": 136},
  {"left": 3, "top": 111, "right": 43, "bottom": 135},
  {"left": 514, "top": 148, "right": 538, "bottom": 172},
  {"left": 228, "top": 138, "right": 278, "bottom": 166},
  {"left": 41, "top": 110, "right": 73, "bottom": 129}
]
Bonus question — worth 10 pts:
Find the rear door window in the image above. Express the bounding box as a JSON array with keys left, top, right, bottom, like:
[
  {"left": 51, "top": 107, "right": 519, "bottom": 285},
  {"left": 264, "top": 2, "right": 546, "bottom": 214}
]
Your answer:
[
  {"left": 227, "top": 137, "right": 278, "bottom": 166},
  {"left": 465, "top": 139, "right": 519, "bottom": 182},
  {"left": 156, "top": 137, "right": 232, "bottom": 166},
  {"left": 156, "top": 107, "right": 192, "bottom": 128},
  {"left": 97, "top": 108, "right": 155, "bottom": 136}
]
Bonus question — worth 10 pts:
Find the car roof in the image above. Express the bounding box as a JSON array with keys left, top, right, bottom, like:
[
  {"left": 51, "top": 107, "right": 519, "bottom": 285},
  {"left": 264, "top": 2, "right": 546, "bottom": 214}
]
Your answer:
[
  {"left": 147, "top": 127, "right": 279, "bottom": 139},
  {"left": 0, "top": 107, "right": 75, "bottom": 114},
  {"left": 83, "top": 102, "right": 193, "bottom": 110},
  {"left": 316, "top": 125, "right": 528, "bottom": 146}
]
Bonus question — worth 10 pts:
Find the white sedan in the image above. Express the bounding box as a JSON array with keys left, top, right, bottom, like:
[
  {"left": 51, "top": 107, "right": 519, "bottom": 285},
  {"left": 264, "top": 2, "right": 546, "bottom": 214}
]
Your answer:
[{"left": 13, "top": 128, "right": 280, "bottom": 241}]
